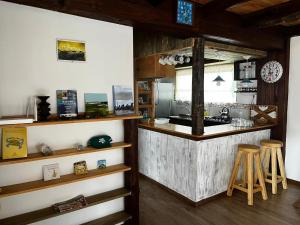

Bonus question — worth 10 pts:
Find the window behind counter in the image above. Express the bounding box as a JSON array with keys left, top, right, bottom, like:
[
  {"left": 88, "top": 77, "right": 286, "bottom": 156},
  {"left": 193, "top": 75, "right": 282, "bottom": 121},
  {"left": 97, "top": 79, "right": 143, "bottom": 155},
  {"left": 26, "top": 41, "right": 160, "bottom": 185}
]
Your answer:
[{"left": 175, "top": 63, "right": 236, "bottom": 103}]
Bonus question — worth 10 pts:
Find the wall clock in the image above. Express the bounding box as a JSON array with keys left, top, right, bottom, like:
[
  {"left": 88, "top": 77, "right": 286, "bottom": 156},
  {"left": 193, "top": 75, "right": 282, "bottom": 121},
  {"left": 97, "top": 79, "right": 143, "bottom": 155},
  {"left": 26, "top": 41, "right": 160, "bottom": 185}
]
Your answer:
[
  {"left": 177, "top": 0, "right": 193, "bottom": 26},
  {"left": 260, "top": 61, "right": 283, "bottom": 83}
]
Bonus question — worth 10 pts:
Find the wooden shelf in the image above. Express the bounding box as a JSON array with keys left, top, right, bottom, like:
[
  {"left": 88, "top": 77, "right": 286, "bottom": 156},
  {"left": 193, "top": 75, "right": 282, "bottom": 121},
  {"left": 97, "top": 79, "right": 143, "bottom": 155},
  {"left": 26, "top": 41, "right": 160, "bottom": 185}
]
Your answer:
[
  {"left": 0, "top": 115, "right": 142, "bottom": 128},
  {"left": 0, "top": 164, "right": 131, "bottom": 198},
  {"left": 139, "top": 90, "right": 151, "bottom": 95},
  {"left": 235, "top": 91, "right": 257, "bottom": 93},
  {"left": 82, "top": 211, "right": 132, "bottom": 225},
  {"left": 0, "top": 142, "right": 131, "bottom": 166},
  {"left": 0, "top": 188, "right": 131, "bottom": 225},
  {"left": 138, "top": 104, "right": 152, "bottom": 109}
]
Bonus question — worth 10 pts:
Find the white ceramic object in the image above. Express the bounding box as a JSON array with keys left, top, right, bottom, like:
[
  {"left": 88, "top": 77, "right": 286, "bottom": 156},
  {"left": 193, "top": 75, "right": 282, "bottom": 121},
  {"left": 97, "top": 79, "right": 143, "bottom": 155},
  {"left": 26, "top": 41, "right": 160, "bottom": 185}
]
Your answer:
[{"left": 154, "top": 118, "right": 170, "bottom": 124}]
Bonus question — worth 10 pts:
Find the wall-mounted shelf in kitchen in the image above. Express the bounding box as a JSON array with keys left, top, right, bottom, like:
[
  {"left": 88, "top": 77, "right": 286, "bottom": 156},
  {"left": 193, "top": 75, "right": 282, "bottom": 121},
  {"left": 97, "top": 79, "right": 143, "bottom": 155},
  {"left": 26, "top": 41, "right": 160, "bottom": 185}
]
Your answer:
[
  {"left": 138, "top": 104, "right": 153, "bottom": 109},
  {"left": 136, "top": 79, "right": 155, "bottom": 119},
  {"left": 235, "top": 91, "right": 257, "bottom": 93}
]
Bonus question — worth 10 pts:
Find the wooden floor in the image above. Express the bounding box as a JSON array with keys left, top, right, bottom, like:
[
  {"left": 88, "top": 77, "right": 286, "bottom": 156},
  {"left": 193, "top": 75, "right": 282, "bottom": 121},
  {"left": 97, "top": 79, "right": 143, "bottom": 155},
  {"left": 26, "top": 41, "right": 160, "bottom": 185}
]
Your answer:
[{"left": 140, "top": 176, "right": 300, "bottom": 225}]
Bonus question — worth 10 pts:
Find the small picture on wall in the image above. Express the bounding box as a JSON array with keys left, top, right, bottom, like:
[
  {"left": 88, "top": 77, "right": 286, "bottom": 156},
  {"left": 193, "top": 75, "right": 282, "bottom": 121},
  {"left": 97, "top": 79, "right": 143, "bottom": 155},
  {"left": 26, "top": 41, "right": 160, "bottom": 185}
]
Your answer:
[
  {"left": 57, "top": 39, "right": 86, "bottom": 61},
  {"left": 97, "top": 160, "right": 107, "bottom": 169},
  {"left": 43, "top": 163, "right": 61, "bottom": 181}
]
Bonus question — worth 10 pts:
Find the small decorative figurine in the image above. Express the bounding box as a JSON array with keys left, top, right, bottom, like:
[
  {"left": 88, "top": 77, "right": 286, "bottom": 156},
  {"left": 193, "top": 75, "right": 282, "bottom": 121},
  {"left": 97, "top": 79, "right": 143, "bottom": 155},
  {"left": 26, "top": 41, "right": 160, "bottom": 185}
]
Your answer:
[
  {"left": 75, "top": 143, "right": 84, "bottom": 151},
  {"left": 37, "top": 96, "right": 51, "bottom": 121},
  {"left": 74, "top": 161, "right": 88, "bottom": 175},
  {"left": 37, "top": 144, "right": 53, "bottom": 156},
  {"left": 87, "top": 135, "right": 112, "bottom": 148},
  {"left": 53, "top": 195, "right": 88, "bottom": 213},
  {"left": 97, "top": 160, "right": 106, "bottom": 169}
]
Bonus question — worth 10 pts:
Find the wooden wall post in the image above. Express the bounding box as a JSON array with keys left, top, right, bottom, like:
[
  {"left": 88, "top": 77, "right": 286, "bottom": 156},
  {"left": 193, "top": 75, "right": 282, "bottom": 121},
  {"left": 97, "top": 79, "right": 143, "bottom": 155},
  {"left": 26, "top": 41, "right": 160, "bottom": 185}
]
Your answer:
[
  {"left": 124, "top": 119, "right": 139, "bottom": 225},
  {"left": 191, "top": 37, "right": 205, "bottom": 135}
]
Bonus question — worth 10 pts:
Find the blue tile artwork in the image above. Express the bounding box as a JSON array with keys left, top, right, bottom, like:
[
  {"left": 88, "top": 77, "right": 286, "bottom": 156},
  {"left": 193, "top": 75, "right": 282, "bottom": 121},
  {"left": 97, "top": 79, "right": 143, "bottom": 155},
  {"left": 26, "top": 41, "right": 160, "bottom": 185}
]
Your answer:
[{"left": 177, "top": 0, "right": 193, "bottom": 25}]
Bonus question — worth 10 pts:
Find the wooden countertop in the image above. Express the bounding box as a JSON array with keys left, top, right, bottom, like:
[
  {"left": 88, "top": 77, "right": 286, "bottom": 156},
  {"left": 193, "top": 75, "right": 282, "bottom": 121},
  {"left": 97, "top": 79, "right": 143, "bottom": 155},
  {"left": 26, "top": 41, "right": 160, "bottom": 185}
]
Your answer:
[{"left": 138, "top": 123, "right": 276, "bottom": 141}]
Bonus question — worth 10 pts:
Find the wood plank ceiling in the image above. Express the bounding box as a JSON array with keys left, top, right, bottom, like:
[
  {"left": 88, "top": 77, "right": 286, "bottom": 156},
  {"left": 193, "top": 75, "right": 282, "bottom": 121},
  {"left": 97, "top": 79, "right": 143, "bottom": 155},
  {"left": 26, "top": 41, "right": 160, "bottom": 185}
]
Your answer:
[
  {"left": 191, "top": 0, "right": 300, "bottom": 35},
  {"left": 3, "top": 0, "right": 300, "bottom": 48}
]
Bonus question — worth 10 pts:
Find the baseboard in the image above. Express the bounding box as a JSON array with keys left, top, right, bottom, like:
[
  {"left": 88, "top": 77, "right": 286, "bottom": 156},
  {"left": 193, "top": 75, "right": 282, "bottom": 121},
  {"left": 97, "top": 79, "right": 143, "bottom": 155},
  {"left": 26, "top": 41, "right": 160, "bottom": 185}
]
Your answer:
[
  {"left": 287, "top": 178, "right": 300, "bottom": 186},
  {"left": 139, "top": 173, "right": 226, "bottom": 207}
]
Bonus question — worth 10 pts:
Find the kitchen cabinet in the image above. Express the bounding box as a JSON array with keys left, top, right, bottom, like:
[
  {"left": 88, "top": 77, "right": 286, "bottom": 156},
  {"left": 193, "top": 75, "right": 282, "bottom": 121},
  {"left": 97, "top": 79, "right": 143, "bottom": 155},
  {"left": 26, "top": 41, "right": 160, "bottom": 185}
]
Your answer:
[{"left": 135, "top": 54, "right": 176, "bottom": 79}]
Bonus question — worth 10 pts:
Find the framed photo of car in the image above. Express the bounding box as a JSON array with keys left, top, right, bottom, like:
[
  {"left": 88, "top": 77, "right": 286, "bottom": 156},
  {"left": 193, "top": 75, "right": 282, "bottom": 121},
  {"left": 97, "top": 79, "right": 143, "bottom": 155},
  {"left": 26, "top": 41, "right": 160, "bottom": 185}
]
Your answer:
[{"left": 2, "top": 127, "right": 28, "bottom": 159}]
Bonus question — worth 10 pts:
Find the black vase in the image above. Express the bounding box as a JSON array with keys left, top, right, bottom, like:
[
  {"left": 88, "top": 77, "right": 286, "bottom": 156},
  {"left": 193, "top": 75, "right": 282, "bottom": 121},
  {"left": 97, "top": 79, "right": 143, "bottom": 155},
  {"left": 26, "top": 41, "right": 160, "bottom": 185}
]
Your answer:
[{"left": 37, "top": 96, "right": 51, "bottom": 121}]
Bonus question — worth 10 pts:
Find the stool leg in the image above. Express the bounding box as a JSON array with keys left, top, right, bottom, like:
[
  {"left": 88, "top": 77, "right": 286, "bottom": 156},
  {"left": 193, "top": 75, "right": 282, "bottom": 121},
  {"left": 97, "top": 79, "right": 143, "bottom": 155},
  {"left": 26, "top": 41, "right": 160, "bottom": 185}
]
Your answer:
[
  {"left": 247, "top": 153, "right": 254, "bottom": 206},
  {"left": 263, "top": 148, "right": 271, "bottom": 175},
  {"left": 227, "top": 151, "right": 243, "bottom": 197},
  {"left": 255, "top": 154, "right": 268, "bottom": 200},
  {"left": 242, "top": 154, "right": 248, "bottom": 187},
  {"left": 254, "top": 147, "right": 266, "bottom": 184},
  {"left": 276, "top": 147, "right": 288, "bottom": 190},
  {"left": 271, "top": 148, "right": 278, "bottom": 194}
]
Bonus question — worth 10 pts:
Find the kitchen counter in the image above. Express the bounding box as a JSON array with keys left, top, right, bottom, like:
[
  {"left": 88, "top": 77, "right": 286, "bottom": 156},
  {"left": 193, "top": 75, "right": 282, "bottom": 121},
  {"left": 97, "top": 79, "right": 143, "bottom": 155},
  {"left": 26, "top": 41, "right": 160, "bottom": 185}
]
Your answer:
[
  {"left": 138, "top": 122, "right": 276, "bottom": 141},
  {"left": 138, "top": 122, "right": 274, "bottom": 204}
]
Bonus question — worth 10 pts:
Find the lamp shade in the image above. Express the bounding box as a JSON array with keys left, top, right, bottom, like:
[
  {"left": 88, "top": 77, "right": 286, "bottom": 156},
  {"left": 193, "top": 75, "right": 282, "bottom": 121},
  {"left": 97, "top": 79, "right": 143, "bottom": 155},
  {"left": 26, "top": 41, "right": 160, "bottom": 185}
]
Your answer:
[{"left": 213, "top": 76, "right": 225, "bottom": 82}]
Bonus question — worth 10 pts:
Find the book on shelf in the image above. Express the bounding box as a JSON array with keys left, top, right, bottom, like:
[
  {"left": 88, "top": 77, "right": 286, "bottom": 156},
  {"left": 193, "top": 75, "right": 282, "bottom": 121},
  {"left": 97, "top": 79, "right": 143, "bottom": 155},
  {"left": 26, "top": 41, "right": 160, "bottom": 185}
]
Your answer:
[
  {"left": 0, "top": 118, "right": 34, "bottom": 125},
  {"left": 56, "top": 90, "right": 78, "bottom": 119},
  {"left": 2, "top": 127, "right": 28, "bottom": 159}
]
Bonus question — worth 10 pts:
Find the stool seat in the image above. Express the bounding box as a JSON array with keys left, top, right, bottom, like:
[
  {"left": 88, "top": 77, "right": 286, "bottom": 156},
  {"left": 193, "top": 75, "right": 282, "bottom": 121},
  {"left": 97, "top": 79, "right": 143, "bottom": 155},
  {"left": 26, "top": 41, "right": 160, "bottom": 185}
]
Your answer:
[
  {"left": 238, "top": 144, "right": 260, "bottom": 153},
  {"left": 260, "top": 139, "right": 283, "bottom": 148}
]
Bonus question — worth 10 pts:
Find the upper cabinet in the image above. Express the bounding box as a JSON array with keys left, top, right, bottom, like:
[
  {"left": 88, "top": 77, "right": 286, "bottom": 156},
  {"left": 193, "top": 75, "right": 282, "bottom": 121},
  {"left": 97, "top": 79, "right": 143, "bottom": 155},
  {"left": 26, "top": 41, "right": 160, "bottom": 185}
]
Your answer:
[{"left": 135, "top": 54, "right": 176, "bottom": 79}]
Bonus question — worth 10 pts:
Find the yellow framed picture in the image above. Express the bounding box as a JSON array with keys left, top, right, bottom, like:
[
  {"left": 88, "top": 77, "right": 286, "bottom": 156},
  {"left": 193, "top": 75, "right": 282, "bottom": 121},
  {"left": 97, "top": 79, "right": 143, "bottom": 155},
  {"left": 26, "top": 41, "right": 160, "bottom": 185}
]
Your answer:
[
  {"left": 2, "top": 127, "right": 28, "bottom": 159},
  {"left": 57, "top": 39, "right": 86, "bottom": 62}
]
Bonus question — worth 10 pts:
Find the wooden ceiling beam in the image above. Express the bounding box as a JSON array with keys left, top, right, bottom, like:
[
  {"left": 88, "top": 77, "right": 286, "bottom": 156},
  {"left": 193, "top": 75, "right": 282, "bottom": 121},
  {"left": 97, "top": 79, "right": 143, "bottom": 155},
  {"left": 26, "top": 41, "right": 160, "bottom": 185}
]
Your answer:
[
  {"left": 282, "top": 24, "right": 300, "bottom": 37},
  {"left": 258, "top": 11, "right": 300, "bottom": 28},
  {"left": 200, "top": 0, "right": 247, "bottom": 16},
  {"left": 243, "top": 0, "right": 300, "bottom": 27},
  {"left": 2, "top": 0, "right": 285, "bottom": 50}
]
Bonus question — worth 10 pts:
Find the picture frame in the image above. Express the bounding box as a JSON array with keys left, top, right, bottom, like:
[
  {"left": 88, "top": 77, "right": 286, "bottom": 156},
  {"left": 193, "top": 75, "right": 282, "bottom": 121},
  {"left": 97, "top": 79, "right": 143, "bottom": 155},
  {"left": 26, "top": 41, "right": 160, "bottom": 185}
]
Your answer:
[
  {"left": 43, "top": 163, "right": 61, "bottom": 181},
  {"left": 74, "top": 161, "right": 88, "bottom": 175},
  {"left": 97, "top": 160, "right": 107, "bottom": 169},
  {"left": 57, "top": 39, "right": 86, "bottom": 62},
  {"left": 234, "top": 59, "right": 257, "bottom": 81},
  {"left": 176, "top": 0, "right": 194, "bottom": 26}
]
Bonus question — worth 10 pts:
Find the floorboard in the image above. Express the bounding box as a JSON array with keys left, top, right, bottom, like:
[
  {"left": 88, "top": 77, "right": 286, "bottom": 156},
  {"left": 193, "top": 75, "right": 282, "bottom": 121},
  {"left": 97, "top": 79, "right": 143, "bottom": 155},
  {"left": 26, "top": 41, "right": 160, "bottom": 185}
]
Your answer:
[{"left": 140, "top": 176, "right": 300, "bottom": 225}]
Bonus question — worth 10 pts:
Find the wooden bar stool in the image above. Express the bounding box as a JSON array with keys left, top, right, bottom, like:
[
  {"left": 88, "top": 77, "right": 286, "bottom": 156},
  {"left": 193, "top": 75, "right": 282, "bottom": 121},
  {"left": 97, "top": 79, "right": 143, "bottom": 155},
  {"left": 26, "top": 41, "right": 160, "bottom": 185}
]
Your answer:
[
  {"left": 260, "top": 139, "right": 288, "bottom": 194},
  {"left": 227, "top": 144, "right": 268, "bottom": 206}
]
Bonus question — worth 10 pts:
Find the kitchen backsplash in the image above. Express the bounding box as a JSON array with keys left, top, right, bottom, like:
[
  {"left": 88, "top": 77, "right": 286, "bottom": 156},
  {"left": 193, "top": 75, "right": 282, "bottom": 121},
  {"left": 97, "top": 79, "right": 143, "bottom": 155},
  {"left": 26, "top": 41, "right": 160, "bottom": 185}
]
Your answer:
[{"left": 171, "top": 101, "right": 251, "bottom": 119}]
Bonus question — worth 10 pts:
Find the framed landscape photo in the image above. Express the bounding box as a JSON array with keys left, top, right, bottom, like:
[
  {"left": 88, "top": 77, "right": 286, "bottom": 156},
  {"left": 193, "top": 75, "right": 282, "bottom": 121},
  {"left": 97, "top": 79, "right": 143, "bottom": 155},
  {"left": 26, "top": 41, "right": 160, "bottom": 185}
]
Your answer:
[
  {"left": 57, "top": 39, "right": 86, "bottom": 62},
  {"left": 113, "top": 85, "right": 135, "bottom": 116}
]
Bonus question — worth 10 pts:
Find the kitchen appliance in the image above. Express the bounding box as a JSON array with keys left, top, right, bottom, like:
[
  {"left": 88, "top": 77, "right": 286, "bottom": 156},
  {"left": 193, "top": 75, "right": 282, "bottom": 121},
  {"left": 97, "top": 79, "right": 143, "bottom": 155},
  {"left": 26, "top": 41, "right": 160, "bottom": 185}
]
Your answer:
[
  {"left": 155, "top": 81, "right": 174, "bottom": 118},
  {"left": 220, "top": 107, "right": 231, "bottom": 122}
]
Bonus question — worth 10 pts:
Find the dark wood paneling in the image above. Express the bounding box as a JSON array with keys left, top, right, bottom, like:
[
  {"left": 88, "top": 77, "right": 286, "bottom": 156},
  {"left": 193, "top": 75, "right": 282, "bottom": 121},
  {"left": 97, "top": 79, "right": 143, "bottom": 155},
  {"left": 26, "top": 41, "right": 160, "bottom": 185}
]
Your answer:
[
  {"left": 257, "top": 39, "right": 290, "bottom": 158},
  {"left": 191, "top": 38, "right": 205, "bottom": 135},
  {"left": 124, "top": 119, "right": 139, "bottom": 225}
]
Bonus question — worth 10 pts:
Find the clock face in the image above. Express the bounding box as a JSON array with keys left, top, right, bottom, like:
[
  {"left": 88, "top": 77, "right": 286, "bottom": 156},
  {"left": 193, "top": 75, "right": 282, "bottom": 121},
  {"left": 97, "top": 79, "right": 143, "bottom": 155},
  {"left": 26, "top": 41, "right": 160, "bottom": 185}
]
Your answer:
[
  {"left": 260, "top": 61, "right": 283, "bottom": 83},
  {"left": 177, "top": 0, "right": 193, "bottom": 26}
]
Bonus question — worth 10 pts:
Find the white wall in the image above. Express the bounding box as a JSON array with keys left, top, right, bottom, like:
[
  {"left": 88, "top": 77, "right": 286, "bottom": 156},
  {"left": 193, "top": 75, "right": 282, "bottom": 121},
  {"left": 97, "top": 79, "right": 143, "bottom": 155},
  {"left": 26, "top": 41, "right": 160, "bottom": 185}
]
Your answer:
[
  {"left": 286, "top": 37, "right": 300, "bottom": 182},
  {"left": 0, "top": 1, "right": 133, "bottom": 224}
]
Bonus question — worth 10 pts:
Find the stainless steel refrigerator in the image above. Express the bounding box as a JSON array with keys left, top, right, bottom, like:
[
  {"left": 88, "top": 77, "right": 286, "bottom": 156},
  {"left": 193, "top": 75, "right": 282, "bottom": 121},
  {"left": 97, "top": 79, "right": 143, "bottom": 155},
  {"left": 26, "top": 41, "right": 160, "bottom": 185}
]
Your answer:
[{"left": 154, "top": 82, "right": 174, "bottom": 118}]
